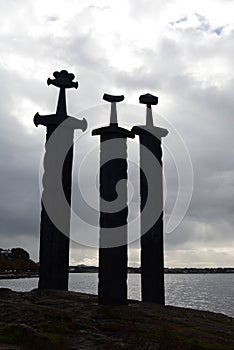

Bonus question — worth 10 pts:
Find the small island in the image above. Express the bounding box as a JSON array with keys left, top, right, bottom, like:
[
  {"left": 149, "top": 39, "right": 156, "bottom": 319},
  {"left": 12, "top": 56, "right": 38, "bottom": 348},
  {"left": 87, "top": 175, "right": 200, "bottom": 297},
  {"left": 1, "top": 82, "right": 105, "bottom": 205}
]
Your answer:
[{"left": 0, "top": 248, "right": 38, "bottom": 279}]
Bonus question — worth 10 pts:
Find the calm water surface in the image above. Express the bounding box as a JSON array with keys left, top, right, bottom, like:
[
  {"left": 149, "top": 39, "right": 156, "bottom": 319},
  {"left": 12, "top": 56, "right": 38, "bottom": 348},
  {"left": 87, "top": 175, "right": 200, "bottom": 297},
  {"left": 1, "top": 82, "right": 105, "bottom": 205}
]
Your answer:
[{"left": 0, "top": 273, "right": 233, "bottom": 318}]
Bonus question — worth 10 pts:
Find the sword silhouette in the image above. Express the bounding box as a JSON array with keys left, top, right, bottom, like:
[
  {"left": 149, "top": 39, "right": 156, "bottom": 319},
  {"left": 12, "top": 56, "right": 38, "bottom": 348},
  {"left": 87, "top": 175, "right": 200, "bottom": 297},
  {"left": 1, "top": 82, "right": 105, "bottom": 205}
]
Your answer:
[{"left": 34, "top": 70, "right": 87, "bottom": 290}]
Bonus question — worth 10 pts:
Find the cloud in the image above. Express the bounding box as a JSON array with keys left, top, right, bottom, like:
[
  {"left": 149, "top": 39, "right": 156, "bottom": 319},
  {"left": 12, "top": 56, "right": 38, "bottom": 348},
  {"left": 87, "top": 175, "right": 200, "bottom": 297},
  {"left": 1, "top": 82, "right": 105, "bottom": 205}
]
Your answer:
[
  {"left": 88, "top": 5, "right": 109, "bottom": 11},
  {"left": 0, "top": 0, "right": 233, "bottom": 268},
  {"left": 169, "top": 16, "right": 188, "bottom": 25}
]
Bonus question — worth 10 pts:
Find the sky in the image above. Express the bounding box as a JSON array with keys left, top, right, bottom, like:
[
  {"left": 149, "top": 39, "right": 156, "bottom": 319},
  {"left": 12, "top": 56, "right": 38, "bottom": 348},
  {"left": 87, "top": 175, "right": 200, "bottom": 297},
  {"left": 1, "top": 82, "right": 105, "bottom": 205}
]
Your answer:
[{"left": 0, "top": 0, "right": 234, "bottom": 267}]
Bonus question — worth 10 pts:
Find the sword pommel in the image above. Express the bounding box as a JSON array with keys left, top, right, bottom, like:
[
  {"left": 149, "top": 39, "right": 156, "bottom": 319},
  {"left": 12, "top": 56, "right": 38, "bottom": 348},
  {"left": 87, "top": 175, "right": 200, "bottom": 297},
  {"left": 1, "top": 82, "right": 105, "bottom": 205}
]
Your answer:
[
  {"left": 103, "top": 94, "right": 124, "bottom": 103},
  {"left": 47, "top": 70, "right": 79, "bottom": 89},
  {"left": 103, "top": 93, "right": 124, "bottom": 126},
  {"left": 139, "top": 93, "right": 158, "bottom": 108}
]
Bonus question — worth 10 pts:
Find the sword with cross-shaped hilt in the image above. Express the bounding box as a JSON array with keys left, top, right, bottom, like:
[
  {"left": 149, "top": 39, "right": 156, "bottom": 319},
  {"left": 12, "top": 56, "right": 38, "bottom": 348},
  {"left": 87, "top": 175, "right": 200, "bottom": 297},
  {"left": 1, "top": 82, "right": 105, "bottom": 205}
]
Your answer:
[
  {"left": 34, "top": 70, "right": 87, "bottom": 290},
  {"left": 132, "top": 93, "right": 168, "bottom": 304},
  {"left": 92, "top": 93, "right": 134, "bottom": 305}
]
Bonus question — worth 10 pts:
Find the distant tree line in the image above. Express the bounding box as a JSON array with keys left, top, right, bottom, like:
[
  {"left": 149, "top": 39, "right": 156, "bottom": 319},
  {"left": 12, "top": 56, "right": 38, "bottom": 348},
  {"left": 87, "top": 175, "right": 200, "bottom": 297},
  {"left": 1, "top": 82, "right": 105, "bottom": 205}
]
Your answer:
[{"left": 0, "top": 247, "right": 38, "bottom": 273}]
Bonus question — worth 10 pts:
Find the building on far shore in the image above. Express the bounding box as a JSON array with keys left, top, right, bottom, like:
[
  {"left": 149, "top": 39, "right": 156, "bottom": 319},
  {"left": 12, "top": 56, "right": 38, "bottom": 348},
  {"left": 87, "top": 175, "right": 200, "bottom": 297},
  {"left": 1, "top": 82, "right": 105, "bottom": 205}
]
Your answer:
[{"left": 0, "top": 249, "right": 12, "bottom": 258}]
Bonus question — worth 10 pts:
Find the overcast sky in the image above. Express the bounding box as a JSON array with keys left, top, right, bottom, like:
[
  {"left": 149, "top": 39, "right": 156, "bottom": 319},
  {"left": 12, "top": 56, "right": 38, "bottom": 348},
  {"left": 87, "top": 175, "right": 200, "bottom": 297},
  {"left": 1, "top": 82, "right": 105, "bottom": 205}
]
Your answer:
[{"left": 0, "top": 0, "right": 234, "bottom": 267}]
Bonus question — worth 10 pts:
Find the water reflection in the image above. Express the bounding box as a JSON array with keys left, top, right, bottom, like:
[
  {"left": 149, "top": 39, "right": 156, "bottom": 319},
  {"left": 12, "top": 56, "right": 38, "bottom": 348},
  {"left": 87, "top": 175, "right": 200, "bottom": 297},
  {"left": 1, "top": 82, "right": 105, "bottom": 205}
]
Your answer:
[{"left": 0, "top": 273, "right": 233, "bottom": 318}]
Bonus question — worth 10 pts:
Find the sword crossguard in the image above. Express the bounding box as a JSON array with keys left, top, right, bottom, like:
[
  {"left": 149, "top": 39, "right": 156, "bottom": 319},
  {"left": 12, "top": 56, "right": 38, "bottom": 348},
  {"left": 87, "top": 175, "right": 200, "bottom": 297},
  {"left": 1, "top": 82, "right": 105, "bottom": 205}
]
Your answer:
[
  {"left": 34, "top": 112, "right": 87, "bottom": 131},
  {"left": 34, "top": 112, "right": 42, "bottom": 127},
  {"left": 34, "top": 112, "right": 59, "bottom": 127},
  {"left": 47, "top": 70, "right": 78, "bottom": 89}
]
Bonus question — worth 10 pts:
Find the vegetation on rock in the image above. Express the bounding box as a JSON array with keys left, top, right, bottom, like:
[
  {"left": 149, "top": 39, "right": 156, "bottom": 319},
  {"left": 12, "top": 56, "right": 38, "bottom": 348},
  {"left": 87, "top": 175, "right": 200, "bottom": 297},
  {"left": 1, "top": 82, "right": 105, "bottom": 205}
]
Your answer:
[
  {"left": 0, "top": 248, "right": 38, "bottom": 273},
  {"left": 0, "top": 289, "right": 233, "bottom": 350}
]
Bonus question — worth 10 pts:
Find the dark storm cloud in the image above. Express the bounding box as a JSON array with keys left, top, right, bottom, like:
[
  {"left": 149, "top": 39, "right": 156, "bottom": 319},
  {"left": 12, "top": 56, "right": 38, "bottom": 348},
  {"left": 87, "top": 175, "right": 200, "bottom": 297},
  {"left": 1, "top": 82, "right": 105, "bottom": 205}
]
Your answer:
[{"left": 0, "top": 69, "right": 42, "bottom": 238}]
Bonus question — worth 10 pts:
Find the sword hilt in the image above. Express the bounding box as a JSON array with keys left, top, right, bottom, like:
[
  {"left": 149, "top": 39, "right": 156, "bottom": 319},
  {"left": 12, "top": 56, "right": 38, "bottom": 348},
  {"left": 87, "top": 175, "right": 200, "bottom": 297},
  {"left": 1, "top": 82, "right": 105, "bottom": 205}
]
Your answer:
[
  {"left": 139, "top": 93, "right": 158, "bottom": 127},
  {"left": 103, "top": 93, "right": 124, "bottom": 126},
  {"left": 34, "top": 70, "right": 87, "bottom": 132}
]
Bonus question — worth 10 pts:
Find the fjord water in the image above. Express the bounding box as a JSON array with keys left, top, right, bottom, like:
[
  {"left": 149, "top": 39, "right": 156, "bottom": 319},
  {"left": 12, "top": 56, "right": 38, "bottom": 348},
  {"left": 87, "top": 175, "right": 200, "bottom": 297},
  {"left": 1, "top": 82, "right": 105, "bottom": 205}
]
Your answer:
[{"left": 0, "top": 273, "right": 233, "bottom": 318}]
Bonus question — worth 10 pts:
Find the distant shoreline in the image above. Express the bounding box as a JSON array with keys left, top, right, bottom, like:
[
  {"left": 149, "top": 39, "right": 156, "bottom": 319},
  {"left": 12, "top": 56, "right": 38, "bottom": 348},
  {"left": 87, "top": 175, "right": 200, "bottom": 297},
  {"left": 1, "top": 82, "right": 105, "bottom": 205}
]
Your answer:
[
  {"left": 1, "top": 267, "right": 234, "bottom": 280},
  {"left": 0, "top": 273, "right": 38, "bottom": 280},
  {"left": 69, "top": 266, "right": 234, "bottom": 274}
]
